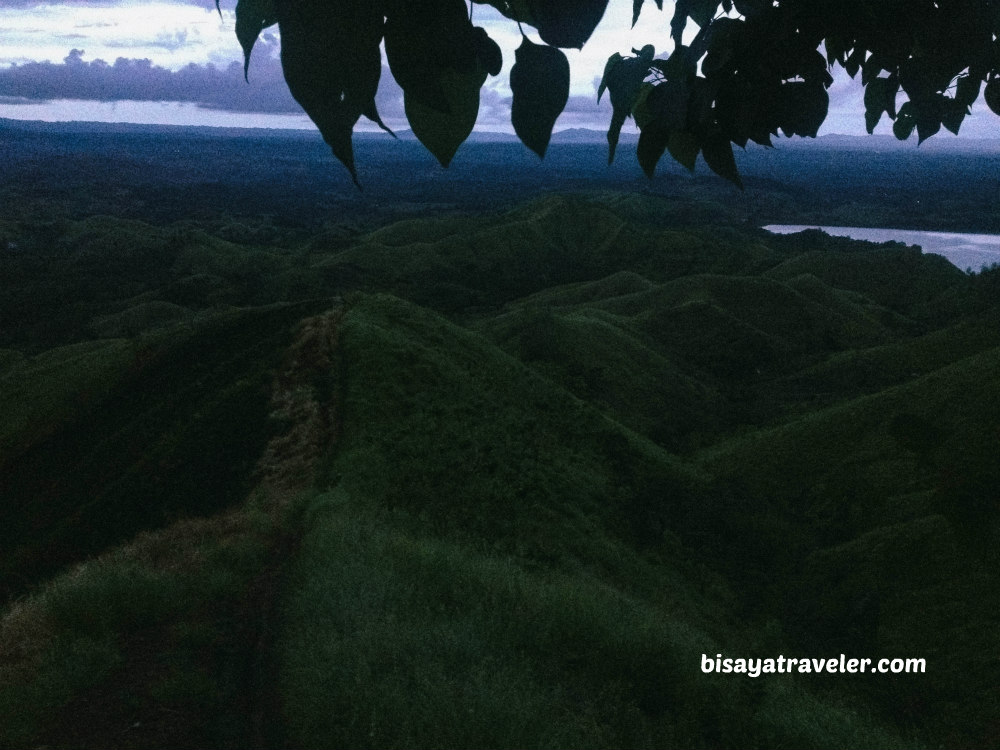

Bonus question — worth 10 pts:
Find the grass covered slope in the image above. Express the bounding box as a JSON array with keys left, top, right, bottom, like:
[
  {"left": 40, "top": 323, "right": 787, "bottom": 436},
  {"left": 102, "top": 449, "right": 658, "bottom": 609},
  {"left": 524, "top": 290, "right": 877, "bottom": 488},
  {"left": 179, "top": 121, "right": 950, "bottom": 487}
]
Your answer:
[
  {"left": 325, "top": 294, "right": 704, "bottom": 556},
  {"left": 276, "top": 293, "right": 911, "bottom": 750},
  {"left": 0, "top": 302, "right": 324, "bottom": 600},
  {"left": 1, "top": 192, "right": 998, "bottom": 748}
]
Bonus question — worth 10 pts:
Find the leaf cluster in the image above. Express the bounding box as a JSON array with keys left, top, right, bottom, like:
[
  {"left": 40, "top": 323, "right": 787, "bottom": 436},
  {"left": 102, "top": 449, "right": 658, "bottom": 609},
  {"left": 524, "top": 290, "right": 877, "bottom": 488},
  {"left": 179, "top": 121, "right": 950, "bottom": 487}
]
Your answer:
[{"left": 227, "top": 0, "right": 1000, "bottom": 186}]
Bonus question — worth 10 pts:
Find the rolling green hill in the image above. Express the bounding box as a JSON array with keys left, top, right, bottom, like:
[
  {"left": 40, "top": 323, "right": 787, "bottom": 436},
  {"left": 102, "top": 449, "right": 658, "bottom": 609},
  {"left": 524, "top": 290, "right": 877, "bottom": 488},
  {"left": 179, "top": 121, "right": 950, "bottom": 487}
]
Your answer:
[{"left": 1, "top": 193, "right": 997, "bottom": 749}]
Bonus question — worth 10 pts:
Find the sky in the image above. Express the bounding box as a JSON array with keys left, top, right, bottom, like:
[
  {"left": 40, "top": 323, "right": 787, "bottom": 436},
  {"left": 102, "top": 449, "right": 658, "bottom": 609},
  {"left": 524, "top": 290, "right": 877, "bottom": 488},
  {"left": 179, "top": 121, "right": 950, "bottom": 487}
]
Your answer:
[{"left": 0, "top": 0, "right": 997, "bottom": 138}]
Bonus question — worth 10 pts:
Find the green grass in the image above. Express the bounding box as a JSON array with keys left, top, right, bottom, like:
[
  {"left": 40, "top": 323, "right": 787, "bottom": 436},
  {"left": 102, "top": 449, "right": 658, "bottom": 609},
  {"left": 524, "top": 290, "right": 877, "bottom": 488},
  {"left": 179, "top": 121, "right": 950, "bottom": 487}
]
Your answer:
[
  {"left": 0, "top": 338, "right": 134, "bottom": 455},
  {"left": 773, "top": 316, "right": 1000, "bottom": 404},
  {"left": 479, "top": 303, "right": 725, "bottom": 451},
  {"left": 325, "top": 293, "right": 712, "bottom": 569},
  {"left": 0, "top": 505, "right": 279, "bottom": 750},
  {"left": 278, "top": 493, "right": 911, "bottom": 750},
  {"left": 764, "top": 243, "right": 966, "bottom": 322},
  {"left": 0, "top": 302, "right": 323, "bottom": 600},
  {"left": 1, "top": 191, "right": 996, "bottom": 749},
  {"left": 699, "top": 344, "right": 1000, "bottom": 518}
]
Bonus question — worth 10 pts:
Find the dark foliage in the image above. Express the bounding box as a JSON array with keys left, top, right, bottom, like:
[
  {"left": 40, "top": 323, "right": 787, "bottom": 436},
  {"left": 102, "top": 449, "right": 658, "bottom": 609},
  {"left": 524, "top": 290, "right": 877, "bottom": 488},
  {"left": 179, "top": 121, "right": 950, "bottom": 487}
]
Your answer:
[{"left": 217, "top": 0, "right": 1000, "bottom": 185}]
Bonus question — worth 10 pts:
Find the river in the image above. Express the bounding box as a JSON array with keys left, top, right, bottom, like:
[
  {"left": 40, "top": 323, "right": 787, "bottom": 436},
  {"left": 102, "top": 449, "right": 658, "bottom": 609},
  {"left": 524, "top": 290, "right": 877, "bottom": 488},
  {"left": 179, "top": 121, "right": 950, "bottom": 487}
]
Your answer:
[{"left": 762, "top": 225, "right": 1000, "bottom": 273}]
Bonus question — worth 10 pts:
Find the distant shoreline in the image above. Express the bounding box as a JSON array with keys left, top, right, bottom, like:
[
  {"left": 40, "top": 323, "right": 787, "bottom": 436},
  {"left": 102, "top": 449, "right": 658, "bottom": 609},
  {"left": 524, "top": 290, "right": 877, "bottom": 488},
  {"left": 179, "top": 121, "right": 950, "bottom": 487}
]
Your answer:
[
  {"left": 4, "top": 117, "right": 1000, "bottom": 152},
  {"left": 764, "top": 223, "right": 1000, "bottom": 272}
]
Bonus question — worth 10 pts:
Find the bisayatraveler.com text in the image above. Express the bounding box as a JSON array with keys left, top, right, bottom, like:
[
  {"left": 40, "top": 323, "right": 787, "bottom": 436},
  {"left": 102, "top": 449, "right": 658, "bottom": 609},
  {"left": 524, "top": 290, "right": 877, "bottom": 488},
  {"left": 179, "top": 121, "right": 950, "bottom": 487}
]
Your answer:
[{"left": 702, "top": 654, "right": 926, "bottom": 678}]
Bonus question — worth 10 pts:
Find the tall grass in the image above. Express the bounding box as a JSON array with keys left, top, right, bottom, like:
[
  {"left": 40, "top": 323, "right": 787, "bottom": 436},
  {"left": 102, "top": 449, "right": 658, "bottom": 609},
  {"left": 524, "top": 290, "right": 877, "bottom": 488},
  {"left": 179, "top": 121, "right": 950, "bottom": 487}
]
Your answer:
[
  {"left": 0, "top": 507, "right": 279, "bottom": 750},
  {"left": 278, "top": 493, "right": 912, "bottom": 749}
]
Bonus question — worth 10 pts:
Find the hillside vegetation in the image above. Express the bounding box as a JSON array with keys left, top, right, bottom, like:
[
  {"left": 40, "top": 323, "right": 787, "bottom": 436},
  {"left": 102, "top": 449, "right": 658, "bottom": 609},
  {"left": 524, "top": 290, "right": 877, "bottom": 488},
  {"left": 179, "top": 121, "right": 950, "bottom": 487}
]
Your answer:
[{"left": 1, "top": 192, "right": 997, "bottom": 749}]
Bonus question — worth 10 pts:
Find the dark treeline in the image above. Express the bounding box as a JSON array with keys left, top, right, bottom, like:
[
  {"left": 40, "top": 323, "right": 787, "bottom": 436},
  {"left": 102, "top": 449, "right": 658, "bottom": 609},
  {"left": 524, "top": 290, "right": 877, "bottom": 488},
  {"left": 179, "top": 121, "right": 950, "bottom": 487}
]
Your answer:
[{"left": 4, "top": 119, "right": 1000, "bottom": 235}]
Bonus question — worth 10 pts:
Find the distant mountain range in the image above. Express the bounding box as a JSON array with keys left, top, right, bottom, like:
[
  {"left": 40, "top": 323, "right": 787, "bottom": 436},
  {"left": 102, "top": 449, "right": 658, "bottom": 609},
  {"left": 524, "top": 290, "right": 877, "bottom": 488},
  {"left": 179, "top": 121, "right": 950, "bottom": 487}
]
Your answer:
[
  {"left": 7, "top": 116, "right": 1000, "bottom": 152},
  {"left": 0, "top": 117, "right": 631, "bottom": 145}
]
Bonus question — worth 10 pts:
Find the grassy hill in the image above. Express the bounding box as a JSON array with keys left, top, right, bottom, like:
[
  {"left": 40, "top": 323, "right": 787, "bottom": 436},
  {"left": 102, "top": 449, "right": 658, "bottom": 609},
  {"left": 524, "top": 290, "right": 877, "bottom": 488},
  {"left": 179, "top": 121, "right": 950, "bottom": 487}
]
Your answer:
[{"left": 1, "top": 192, "right": 997, "bottom": 749}]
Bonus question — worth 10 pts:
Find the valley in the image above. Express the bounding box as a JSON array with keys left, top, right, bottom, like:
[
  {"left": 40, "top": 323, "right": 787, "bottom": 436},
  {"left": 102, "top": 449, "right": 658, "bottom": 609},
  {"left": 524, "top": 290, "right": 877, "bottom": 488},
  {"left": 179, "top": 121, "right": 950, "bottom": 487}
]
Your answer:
[{"left": 0, "top": 122, "right": 998, "bottom": 749}]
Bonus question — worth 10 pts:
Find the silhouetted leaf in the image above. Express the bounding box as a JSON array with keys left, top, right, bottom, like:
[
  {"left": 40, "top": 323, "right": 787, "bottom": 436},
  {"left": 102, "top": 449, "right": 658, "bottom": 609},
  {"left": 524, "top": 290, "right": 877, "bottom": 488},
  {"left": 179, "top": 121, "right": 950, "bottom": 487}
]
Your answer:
[
  {"left": 511, "top": 36, "right": 570, "bottom": 159},
  {"left": 825, "top": 34, "right": 847, "bottom": 66},
  {"left": 636, "top": 119, "right": 669, "bottom": 178},
  {"left": 385, "top": 0, "right": 474, "bottom": 112},
  {"left": 630, "top": 83, "right": 656, "bottom": 128},
  {"left": 843, "top": 47, "right": 864, "bottom": 79},
  {"left": 671, "top": 0, "right": 718, "bottom": 46},
  {"left": 527, "top": 0, "right": 609, "bottom": 49},
  {"left": 701, "top": 133, "right": 742, "bottom": 188},
  {"left": 955, "top": 74, "right": 982, "bottom": 107},
  {"left": 779, "top": 80, "right": 828, "bottom": 138},
  {"left": 715, "top": 74, "right": 779, "bottom": 147},
  {"left": 598, "top": 53, "right": 622, "bottom": 102},
  {"left": 685, "top": 76, "right": 715, "bottom": 131},
  {"left": 702, "top": 17, "right": 742, "bottom": 75},
  {"left": 363, "top": 99, "right": 396, "bottom": 138},
  {"left": 861, "top": 52, "right": 893, "bottom": 87},
  {"left": 473, "top": 27, "right": 503, "bottom": 76},
  {"left": 606, "top": 110, "right": 629, "bottom": 166},
  {"left": 652, "top": 47, "right": 696, "bottom": 83},
  {"left": 686, "top": 0, "right": 719, "bottom": 29},
  {"left": 984, "top": 77, "right": 1000, "bottom": 116},
  {"left": 667, "top": 130, "right": 699, "bottom": 171},
  {"left": 602, "top": 50, "right": 654, "bottom": 163},
  {"left": 235, "top": 0, "right": 277, "bottom": 81},
  {"left": 278, "top": 0, "right": 383, "bottom": 187},
  {"left": 892, "top": 112, "right": 916, "bottom": 140},
  {"left": 899, "top": 56, "right": 953, "bottom": 102},
  {"left": 406, "top": 68, "right": 486, "bottom": 167},
  {"left": 864, "top": 76, "right": 898, "bottom": 134},
  {"left": 940, "top": 97, "right": 966, "bottom": 136},
  {"left": 798, "top": 49, "right": 834, "bottom": 88},
  {"left": 915, "top": 105, "right": 941, "bottom": 144},
  {"left": 732, "top": 0, "right": 765, "bottom": 18},
  {"left": 635, "top": 96, "right": 698, "bottom": 178},
  {"left": 265, "top": 0, "right": 1000, "bottom": 183},
  {"left": 634, "top": 81, "right": 688, "bottom": 131}
]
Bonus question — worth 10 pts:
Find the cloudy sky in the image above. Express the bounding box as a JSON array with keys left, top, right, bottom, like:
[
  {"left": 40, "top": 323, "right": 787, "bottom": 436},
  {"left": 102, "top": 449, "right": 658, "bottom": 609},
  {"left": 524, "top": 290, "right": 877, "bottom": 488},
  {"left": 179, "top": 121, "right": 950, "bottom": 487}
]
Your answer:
[{"left": 0, "top": 0, "right": 996, "bottom": 137}]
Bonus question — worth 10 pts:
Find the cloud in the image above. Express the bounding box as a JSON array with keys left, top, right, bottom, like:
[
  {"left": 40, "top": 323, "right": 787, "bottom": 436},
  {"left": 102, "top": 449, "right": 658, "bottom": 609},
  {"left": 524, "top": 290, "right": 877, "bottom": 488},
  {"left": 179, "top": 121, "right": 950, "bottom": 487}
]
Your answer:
[
  {"left": 0, "top": 9, "right": 623, "bottom": 133},
  {"left": 2, "top": 2, "right": 236, "bottom": 77},
  {"left": 105, "top": 29, "right": 191, "bottom": 52},
  {"left": 563, "top": 93, "right": 610, "bottom": 114},
  {"left": 0, "top": 44, "right": 425, "bottom": 130},
  {"left": 0, "top": 47, "right": 304, "bottom": 113}
]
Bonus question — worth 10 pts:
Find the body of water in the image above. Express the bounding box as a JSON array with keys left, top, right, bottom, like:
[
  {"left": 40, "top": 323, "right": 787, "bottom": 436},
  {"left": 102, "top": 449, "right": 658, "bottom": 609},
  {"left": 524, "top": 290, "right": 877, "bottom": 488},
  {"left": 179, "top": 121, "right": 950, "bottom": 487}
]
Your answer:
[{"left": 762, "top": 225, "right": 1000, "bottom": 272}]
